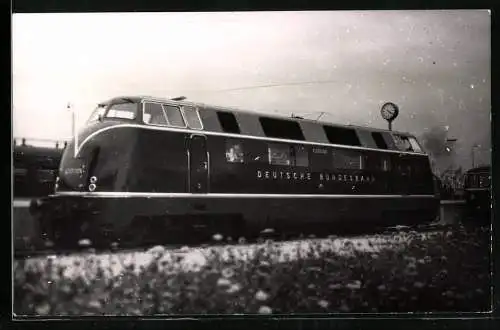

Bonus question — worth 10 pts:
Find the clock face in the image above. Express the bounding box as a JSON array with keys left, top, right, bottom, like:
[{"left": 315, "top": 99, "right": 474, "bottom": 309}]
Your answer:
[{"left": 381, "top": 102, "right": 399, "bottom": 121}]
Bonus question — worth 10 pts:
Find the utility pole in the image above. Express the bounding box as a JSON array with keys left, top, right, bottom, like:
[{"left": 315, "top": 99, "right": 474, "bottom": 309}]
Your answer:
[
  {"left": 67, "top": 102, "right": 78, "bottom": 158},
  {"left": 471, "top": 144, "right": 480, "bottom": 168}
]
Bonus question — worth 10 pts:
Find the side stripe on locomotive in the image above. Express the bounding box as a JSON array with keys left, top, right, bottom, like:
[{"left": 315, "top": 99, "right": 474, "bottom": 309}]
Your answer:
[
  {"left": 75, "top": 123, "right": 429, "bottom": 158},
  {"left": 54, "top": 191, "right": 436, "bottom": 198}
]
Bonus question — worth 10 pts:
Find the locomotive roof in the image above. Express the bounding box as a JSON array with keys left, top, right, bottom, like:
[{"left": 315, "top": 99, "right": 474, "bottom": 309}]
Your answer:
[{"left": 101, "top": 95, "right": 415, "bottom": 137}]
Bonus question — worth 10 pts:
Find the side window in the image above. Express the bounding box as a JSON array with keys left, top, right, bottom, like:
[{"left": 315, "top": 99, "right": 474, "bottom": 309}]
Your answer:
[
  {"left": 266, "top": 143, "right": 309, "bottom": 167},
  {"left": 143, "top": 102, "right": 168, "bottom": 126},
  {"left": 183, "top": 106, "right": 203, "bottom": 130},
  {"left": 310, "top": 147, "right": 331, "bottom": 171},
  {"left": 293, "top": 145, "right": 309, "bottom": 167},
  {"left": 225, "top": 139, "right": 244, "bottom": 163},
  {"left": 393, "top": 134, "right": 417, "bottom": 152},
  {"left": 246, "top": 142, "right": 267, "bottom": 164},
  {"left": 259, "top": 117, "right": 305, "bottom": 140},
  {"left": 268, "top": 143, "right": 292, "bottom": 166},
  {"left": 162, "top": 104, "right": 186, "bottom": 127},
  {"left": 371, "top": 132, "right": 388, "bottom": 149},
  {"left": 323, "top": 126, "right": 361, "bottom": 146},
  {"left": 217, "top": 111, "right": 240, "bottom": 134},
  {"left": 407, "top": 136, "right": 423, "bottom": 153},
  {"left": 332, "top": 149, "right": 364, "bottom": 170}
]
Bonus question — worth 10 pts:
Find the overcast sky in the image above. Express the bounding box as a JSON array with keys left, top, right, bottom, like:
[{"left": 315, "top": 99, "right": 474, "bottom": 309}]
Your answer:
[{"left": 12, "top": 10, "right": 491, "bottom": 170}]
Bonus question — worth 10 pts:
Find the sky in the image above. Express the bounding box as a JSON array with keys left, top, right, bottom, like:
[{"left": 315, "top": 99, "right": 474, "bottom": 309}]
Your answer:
[{"left": 12, "top": 10, "right": 491, "bottom": 171}]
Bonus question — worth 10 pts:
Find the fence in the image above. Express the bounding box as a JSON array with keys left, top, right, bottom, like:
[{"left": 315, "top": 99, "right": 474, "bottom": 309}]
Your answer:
[{"left": 13, "top": 137, "right": 69, "bottom": 150}]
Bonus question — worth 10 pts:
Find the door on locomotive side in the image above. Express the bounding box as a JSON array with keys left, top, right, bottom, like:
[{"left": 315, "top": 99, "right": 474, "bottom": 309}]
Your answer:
[{"left": 188, "top": 134, "right": 209, "bottom": 193}]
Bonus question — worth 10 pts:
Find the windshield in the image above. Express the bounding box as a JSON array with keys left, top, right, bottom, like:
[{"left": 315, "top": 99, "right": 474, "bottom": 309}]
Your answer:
[
  {"left": 87, "top": 105, "right": 107, "bottom": 124},
  {"left": 87, "top": 102, "right": 138, "bottom": 125},
  {"left": 106, "top": 102, "right": 137, "bottom": 120}
]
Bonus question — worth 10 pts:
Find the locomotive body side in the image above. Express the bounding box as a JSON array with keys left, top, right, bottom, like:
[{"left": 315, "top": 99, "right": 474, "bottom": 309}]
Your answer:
[{"left": 29, "top": 96, "right": 440, "bottom": 248}]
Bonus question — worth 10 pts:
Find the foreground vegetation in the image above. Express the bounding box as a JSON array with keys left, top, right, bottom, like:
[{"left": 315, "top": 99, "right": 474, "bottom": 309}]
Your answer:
[{"left": 14, "top": 224, "right": 491, "bottom": 316}]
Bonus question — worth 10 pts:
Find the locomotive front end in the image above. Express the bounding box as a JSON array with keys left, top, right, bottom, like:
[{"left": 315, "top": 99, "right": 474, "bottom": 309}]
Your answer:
[{"left": 29, "top": 98, "right": 141, "bottom": 249}]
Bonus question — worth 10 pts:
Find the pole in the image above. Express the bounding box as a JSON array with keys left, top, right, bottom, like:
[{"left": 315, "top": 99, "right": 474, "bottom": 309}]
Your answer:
[
  {"left": 388, "top": 121, "right": 392, "bottom": 131},
  {"left": 68, "top": 103, "right": 78, "bottom": 158},
  {"left": 471, "top": 147, "right": 475, "bottom": 168}
]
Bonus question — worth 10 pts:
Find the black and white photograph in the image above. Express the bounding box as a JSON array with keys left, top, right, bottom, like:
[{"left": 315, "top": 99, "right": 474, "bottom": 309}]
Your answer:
[{"left": 12, "top": 10, "right": 492, "bottom": 316}]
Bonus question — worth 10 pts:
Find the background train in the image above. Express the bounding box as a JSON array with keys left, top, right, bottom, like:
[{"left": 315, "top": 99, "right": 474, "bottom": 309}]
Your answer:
[
  {"left": 463, "top": 165, "right": 491, "bottom": 224},
  {"left": 13, "top": 139, "right": 65, "bottom": 198},
  {"left": 28, "top": 96, "right": 441, "bottom": 249}
]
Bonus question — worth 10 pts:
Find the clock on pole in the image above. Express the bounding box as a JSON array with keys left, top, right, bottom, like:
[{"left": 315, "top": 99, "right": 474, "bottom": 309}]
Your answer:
[{"left": 380, "top": 102, "right": 399, "bottom": 131}]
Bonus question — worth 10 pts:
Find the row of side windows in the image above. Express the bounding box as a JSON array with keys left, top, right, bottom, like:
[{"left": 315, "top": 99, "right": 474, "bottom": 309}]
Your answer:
[
  {"left": 141, "top": 103, "right": 423, "bottom": 153},
  {"left": 216, "top": 110, "right": 362, "bottom": 147},
  {"left": 215, "top": 110, "right": 424, "bottom": 153},
  {"left": 225, "top": 139, "right": 392, "bottom": 172},
  {"left": 142, "top": 102, "right": 203, "bottom": 130}
]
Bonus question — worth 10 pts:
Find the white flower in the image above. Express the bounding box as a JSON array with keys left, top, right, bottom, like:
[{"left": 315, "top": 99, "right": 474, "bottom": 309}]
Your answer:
[
  {"left": 78, "top": 239, "right": 92, "bottom": 247},
  {"left": 221, "top": 267, "right": 235, "bottom": 278},
  {"left": 88, "top": 299, "right": 102, "bottom": 309},
  {"left": 226, "top": 283, "right": 241, "bottom": 294},
  {"left": 217, "top": 277, "right": 231, "bottom": 287},
  {"left": 35, "top": 303, "right": 51, "bottom": 315},
  {"left": 318, "top": 300, "right": 329, "bottom": 308},
  {"left": 377, "top": 284, "right": 387, "bottom": 291},
  {"left": 261, "top": 228, "right": 274, "bottom": 234},
  {"left": 258, "top": 305, "right": 272, "bottom": 314},
  {"left": 346, "top": 281, "right": 362, "bottom": 290},
  {"left": 147, "top": 245, "right": 166, "bottom": 259},
  {"left": 328, "top": 283, "right": 343, "bottom": 290},
  {"left": 255, "top": 290, "right": 270, "bottom": 301},
  {"left": 212, "top": 233, "right": 223, "bottom": 241}
]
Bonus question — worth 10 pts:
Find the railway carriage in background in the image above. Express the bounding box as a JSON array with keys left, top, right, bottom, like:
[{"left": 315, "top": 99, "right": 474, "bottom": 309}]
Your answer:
[
  {"left": 14, "top": 141, "right": 65, "bottom": 198},
  {"left": 30, "top": 95, "right": 440, "bottom": 248},
  {"left": 463, "top": 165, "right": 491, "bottom": 223}
]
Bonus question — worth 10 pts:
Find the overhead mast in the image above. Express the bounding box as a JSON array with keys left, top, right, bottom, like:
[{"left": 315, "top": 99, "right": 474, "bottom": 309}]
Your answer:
[{"left": 67, "top": 102, "right": 78, "bottom": 158}]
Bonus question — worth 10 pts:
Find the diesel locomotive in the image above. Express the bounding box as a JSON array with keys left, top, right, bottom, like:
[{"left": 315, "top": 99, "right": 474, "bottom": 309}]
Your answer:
[{"left": 29, "top": 95, "right": 440, "bottom": 248}]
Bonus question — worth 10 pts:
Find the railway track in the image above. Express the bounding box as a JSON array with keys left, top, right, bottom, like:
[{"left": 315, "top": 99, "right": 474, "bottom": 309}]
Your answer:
[{"left": 13, "top": 219, "right": 462, "bottom": 260}]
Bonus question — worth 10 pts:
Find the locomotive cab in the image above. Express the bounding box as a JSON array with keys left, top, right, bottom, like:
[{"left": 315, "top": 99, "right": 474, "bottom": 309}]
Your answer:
[{"left": 56, "top": 98, "right": 141, "bottom": 193}]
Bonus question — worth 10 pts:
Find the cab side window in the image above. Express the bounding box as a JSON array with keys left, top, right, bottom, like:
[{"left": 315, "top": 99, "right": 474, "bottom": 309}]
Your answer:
[
  {"left": 143, "top": 102, "right": 168, "bottom": 126},
  {"left": 225, "top": 139, "right": 244, "bottom": 163}
]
